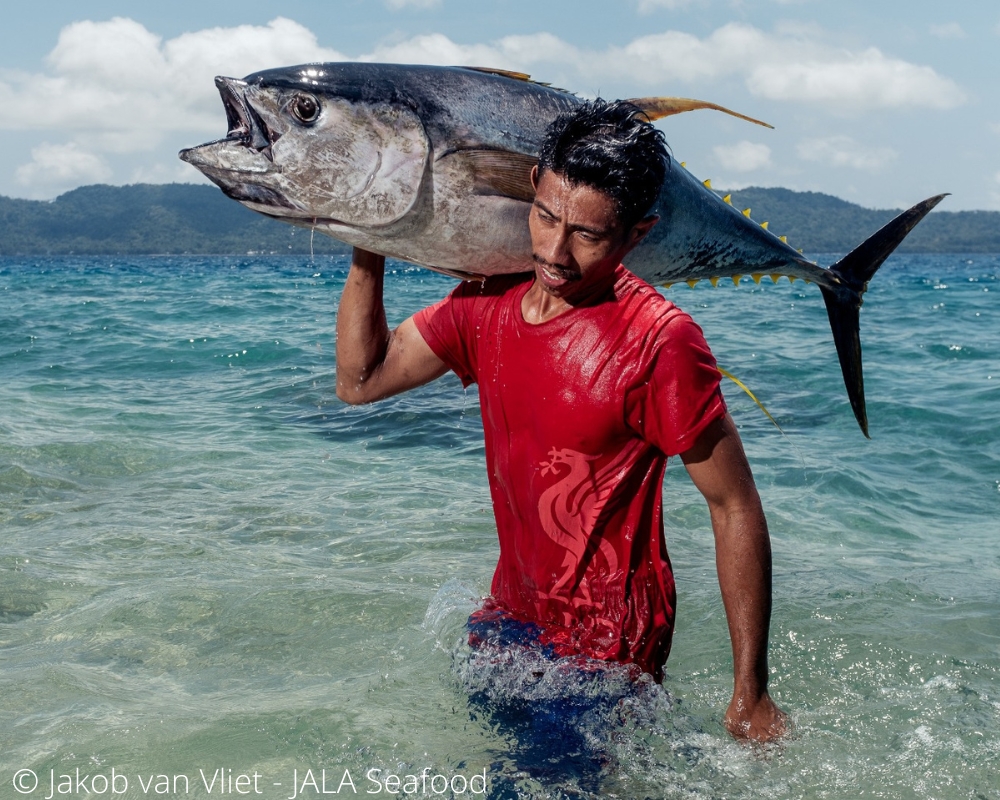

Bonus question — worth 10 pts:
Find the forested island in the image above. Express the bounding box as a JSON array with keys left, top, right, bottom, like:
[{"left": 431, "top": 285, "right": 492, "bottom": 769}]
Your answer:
[{"left": 1, "top": 182, "right": 997, "bottom": 256}]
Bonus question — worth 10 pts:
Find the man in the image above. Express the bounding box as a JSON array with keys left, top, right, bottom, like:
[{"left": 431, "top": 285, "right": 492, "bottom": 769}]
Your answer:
[{"left": 336, "top": 100, "right": 787, "bottom": 742}]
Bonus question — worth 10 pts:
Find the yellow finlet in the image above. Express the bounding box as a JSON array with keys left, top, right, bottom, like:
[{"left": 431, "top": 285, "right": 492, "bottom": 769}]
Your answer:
[
  {"left": 742, "top": 208, "right": 752, "bottom": 218},
  {"left": 804, "top": 278, "right": 813, "bottom": 284},
  {"left": 751, "top": 273, "right": 763, "bottom": 284},
  {"left": 686, "top": 279, "right": 700, "bottom": 288},
  {"left": 710, "top": 276, "right": 720, "bottom": 287},
  {"left": 732, "top": 275, "right": 743, "bottom": 286},
  {"left": 703, "top": 178, "right": 712, "bottom": 189},
  {"left": 770, "top": 274, "right": 781, "bottom": 284},
  {"left": 663, "top": 282, "right": 674, "bottom": 289},
  {"left": 761, "top": 221, "right": 769, "bottom": 230},
  {"left": 680, "top": 161, "right": 686, "bottom": 168},
  {"left": 789, "top": 276, "right": 797, "bottom": 284},
  {"left": 723, "top": 194, "right": 732, "bottom": 205},
  {"left": 718, "top": 367, "right": 784, "bottom": 433},
  {"left": 780, "top": 235, "right": 788, "bottom": 243}
]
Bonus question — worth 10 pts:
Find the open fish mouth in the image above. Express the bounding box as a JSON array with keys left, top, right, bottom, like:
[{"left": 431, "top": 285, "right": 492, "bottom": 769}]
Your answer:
[{"left": 215, "top": 76, "right": 281, "bottom": 161}]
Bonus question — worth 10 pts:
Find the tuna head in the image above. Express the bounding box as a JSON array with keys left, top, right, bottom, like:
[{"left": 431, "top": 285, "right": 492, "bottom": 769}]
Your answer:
[{"left": 179, "top": 70, "right": 429, "bottom": 229}]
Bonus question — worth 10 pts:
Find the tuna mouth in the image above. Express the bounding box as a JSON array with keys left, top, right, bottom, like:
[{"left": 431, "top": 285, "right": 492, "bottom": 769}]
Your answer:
[{"left": 216, "top": 76, "right": 281, "bottom": 161}]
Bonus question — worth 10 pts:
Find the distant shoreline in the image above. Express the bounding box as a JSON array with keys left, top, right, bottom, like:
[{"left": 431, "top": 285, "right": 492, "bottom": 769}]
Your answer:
[{"left": 2, "top": 183, "right": 998, "bottom": 256}]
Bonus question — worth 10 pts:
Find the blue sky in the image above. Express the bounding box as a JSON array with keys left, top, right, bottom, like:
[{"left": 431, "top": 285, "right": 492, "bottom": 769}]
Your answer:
[{"left": 0, "top": 0, "right": 995, "bottom": 210}]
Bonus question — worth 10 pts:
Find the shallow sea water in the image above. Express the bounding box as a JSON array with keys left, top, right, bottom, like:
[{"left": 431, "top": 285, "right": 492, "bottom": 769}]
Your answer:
[{"left": 1, "top": 254, "right": 998, "bottom": 799}]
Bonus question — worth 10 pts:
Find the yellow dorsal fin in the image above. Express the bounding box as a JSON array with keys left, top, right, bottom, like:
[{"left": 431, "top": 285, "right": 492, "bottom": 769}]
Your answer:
[
  {"left": 718, "top": 367, "right": 784, "bottom": 434},
  {"left": 742, "top": 208, "right": 752, "bottom": 217},
  {"left": 627, "top": 97, "right": 773, "bottom": 128},
  {"left": 761, "top": 221, "right": 769, "bottom": 230},
  {"left": 751, "top": 273, "right": 763, "bottom": 284},
  {"left": 459, "top": 67, "right": 574, "bottom": 96},
  {"left": 686, "top": 279, "right": 700, "bottom": 288},
  {"left": 710, "top": 276, "right": 719, "bottom": 287}
]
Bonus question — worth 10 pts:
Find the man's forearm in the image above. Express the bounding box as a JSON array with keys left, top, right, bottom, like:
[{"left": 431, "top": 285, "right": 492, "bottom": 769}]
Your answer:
[
  {"left": 336, "top": 248, "right": 390, "bottom": 404},
  {"left": 711, "top": 501, "right": 773, "bottom": 700}
]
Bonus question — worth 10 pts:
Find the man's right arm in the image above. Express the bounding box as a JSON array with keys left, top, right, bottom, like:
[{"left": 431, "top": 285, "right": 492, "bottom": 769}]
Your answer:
[{"left": 336, "top": 248, "right": 449, "bottom": 405}]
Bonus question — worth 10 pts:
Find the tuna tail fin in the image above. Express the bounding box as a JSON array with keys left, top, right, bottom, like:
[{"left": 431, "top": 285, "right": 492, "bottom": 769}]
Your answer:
[{"left": 821, "top": 194, "right": 948, "bottom": 438}]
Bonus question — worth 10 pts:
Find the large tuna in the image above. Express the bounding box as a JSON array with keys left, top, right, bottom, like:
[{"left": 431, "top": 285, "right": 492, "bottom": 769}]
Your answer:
[{"left": 179, "top": 62, "right": 945, "bottom": 436}]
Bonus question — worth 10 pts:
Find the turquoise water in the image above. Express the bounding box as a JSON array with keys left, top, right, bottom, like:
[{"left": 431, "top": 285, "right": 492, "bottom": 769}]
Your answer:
[{"left": 1, "top": 254, "right": 997, "bottom": 799}]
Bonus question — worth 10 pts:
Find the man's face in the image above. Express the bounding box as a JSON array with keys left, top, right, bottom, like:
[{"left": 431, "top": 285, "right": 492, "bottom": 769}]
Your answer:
[{"left": 528, "top": 167, "right": 651, "bottom": 304}]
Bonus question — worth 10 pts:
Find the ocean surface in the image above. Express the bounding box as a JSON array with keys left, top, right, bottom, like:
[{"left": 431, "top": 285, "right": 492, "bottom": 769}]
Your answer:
[{"left": 1, "top": 253, "right": 997, "bottom": 800}]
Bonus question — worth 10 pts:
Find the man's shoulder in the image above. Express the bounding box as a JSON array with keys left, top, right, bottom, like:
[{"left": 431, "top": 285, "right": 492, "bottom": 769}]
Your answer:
[{"left": 613, "top": 266, "right": 692, "bottom": 327}]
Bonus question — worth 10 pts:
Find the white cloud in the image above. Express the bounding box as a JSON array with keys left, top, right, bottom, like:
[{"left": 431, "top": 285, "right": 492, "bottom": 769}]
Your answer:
[
  {"left": 713, "top": 141, "right": 773, "bottom": 172},
  {"left": 364, "top": 23, "right": 965, "bottom": 112},
  {"left": 385, "top": 0, "right": 442, "bottom": 7},
  {"left": 637, "top": 0, "right": 698, "bottom": 13},
  {"left": 929, "top": 23, "right": 966, "bottom": 40},
  {"left": 0, "top": 16, "right": 968, "bottom": 199},
  {"left": 0, "top": 17, "right": 346, "bottom": 142},
  {"left": 797, "top": 135, "right": 897, "bottom": 170},
  {"left": 14, "top": 142, "right": 113, "bottom": 195}
]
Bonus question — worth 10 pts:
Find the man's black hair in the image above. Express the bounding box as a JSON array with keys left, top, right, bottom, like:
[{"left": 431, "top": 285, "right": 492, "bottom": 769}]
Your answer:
[{"left": 537, "top": 99, "right": 669, "bottom": 230}]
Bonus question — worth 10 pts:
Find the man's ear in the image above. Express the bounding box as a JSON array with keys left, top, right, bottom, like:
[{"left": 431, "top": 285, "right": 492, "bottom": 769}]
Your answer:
[
  {"left": 626, "top": 214, "right": 660, "bottom": 250},
  {"left": 530, "top": 164, "right": 540, "bottom": 191}
]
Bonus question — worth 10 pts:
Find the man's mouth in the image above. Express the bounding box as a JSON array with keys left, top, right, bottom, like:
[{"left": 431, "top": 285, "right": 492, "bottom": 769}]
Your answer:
[{"left": 535, "top": 259, "right": 578, "bottom": 284}]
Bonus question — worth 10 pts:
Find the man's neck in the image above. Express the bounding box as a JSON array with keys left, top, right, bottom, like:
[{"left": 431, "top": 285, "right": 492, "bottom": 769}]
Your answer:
[{"left": 520, "top": 270, "right": 618, "bottom": 325}]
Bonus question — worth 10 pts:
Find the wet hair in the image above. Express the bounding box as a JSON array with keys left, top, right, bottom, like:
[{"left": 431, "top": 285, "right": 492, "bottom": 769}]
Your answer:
[{"left": 537, "top": 99, "right": 669, "bottom": 230}]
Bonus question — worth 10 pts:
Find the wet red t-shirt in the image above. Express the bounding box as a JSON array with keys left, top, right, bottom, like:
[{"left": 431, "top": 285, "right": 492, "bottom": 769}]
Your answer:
[{"left": 413, "top": 266, "right": 726, "bottom": 680}]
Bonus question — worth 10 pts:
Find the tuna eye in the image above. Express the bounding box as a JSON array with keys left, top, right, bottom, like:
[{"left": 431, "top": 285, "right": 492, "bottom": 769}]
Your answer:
[{"left": 290, "top": 93, "right": 320, "bottom": 125}]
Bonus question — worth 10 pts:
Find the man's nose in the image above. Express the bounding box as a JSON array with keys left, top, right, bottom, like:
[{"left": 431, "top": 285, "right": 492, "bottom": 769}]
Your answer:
[{"left": 536, "top": 228, "right": 571, "bottom": 267}]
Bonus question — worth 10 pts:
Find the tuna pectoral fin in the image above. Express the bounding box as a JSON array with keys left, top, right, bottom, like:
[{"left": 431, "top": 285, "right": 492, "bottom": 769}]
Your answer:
[
  {"left": 446, "top": 149, "right": 538, "bottom": 202},
  {"left": 627, "top": 97, "right": 773, "bottom": 129},
  {"left": 822, "top": 193, "right": 948, "bottom": 438}
]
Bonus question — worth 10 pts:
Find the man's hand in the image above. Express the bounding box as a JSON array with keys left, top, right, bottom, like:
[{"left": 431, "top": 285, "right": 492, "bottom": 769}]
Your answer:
[
  {"left": 681, "top": 413, "right": 788, "bottom": 743},
  {"left": 725, "top": 689, "right": 789, "bottom": 743}
]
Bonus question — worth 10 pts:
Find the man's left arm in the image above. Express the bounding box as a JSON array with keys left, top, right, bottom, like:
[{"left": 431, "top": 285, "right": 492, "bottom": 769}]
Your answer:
[{"left": 680, "top": 413, "right": 789, "bottom": 742}]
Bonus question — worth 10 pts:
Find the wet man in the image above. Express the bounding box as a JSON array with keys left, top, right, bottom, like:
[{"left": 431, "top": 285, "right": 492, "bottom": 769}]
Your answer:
[{"left": 336, "top": 100, "right": 787, "bottom": 742}]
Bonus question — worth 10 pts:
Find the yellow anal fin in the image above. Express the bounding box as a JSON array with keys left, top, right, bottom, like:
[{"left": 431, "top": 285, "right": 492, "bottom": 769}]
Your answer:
[
  {"left": 627, "top": 97, "right": 774, "bottom": 129},
  {"left": 718, "top": 367, "right": 784, "bottom": 434}
]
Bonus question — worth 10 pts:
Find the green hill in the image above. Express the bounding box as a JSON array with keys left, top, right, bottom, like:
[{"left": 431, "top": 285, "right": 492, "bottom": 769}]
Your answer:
[
  {"left": 722, "top": 187, "right": 1000, "bottom": 254},
  {"left": 0, "top": 183, "right": 348, "bottom": 256},
  {"left": 0, "top": 182, "right": 996, "bottom": 256}
]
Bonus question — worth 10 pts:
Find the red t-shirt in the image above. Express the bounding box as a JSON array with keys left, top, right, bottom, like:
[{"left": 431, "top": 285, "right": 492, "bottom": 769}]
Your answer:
[{"left": 413, "top": 266, "right": 726, "bottom": 680}]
